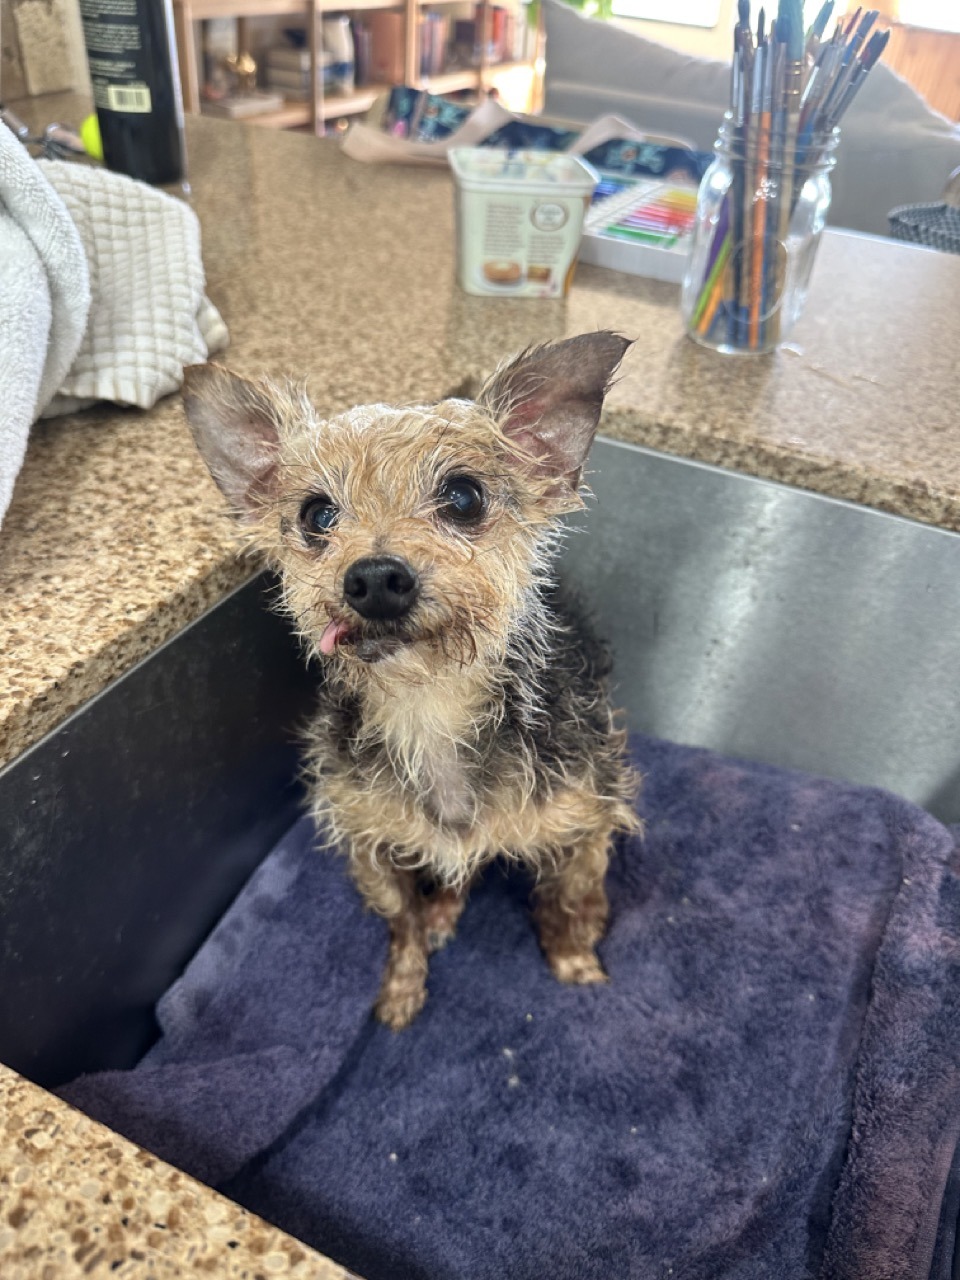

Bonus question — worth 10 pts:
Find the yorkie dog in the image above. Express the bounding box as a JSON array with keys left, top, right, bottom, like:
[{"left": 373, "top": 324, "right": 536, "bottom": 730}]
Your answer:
[{"left": 184, "top": 331, "right": 638, "bottom": 1029}]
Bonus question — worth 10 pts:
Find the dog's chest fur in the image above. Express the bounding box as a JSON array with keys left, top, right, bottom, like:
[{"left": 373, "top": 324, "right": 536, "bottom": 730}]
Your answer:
[
  {"left": 362, "top": 678, "right": 479, "bottom": 829},
  {"left": 307, "top": 589, "right": 634, "bottom": 886}
]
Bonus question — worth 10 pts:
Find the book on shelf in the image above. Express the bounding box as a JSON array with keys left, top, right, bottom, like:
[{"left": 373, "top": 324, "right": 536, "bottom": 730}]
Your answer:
[
  {"left": 419, "top": 12, "right": 450, "bottom": 78},
  {"left": 265, "top": 49, "right": 335, "bottom": 95},
  {"left": 263, "top": 30, "right": 375, "bottom": 98},
  {"left": 368, "top": 11, "right": 405, "bottom": 85},
  {"left": 352, "top": 19, "right": 372, "bottom": 89},
  {"left": 450, "top": 7, "right": 530, "bottom": 73},
  {"left": 265, "top": 70, "right": 327, "bottom": 98},
  {"left": 265, "top": 45, "right": 313, "bottom": 72},
  {"left": 452, "top": 18, "right": 480, "bottom": 68},
  {"left": 487, "top": 5, "right": 528, "bottom": 64}
]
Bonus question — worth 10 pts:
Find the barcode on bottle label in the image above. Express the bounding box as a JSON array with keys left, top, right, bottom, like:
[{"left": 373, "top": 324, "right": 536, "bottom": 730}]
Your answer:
[{"left": 106, "top": 83, "right": 152, "bottom": 113}]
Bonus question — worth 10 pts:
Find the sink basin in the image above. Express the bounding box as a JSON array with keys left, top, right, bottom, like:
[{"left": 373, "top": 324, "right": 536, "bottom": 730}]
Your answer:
[
  {"left": 2, "top": 437, "right": 959, "bottom": 1087},
  {"left": 0, "top": 578, "right": 316, "bottom": 1086},
  {"left": 567, "top": 439, "right": 960, "bottom": 823}
]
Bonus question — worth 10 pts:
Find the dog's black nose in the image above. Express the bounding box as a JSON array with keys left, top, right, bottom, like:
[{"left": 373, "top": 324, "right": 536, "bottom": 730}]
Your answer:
[{"left": 343, "top": 555, "right": 419, "bottom": 621}]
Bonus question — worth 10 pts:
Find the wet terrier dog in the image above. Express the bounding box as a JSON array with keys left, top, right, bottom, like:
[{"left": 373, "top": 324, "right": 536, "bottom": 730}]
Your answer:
[{"left": 184, "top": 331, "right": 638, "bottom": 1029}]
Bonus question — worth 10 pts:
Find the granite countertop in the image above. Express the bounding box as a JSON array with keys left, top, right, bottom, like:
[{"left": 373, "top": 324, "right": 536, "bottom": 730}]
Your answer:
[
  {"left": 0, "top": 1063, "right": 349, "bottom": 1280},
  {"left": 1, "top": 102, "right": 959, "bottom": 1277}
]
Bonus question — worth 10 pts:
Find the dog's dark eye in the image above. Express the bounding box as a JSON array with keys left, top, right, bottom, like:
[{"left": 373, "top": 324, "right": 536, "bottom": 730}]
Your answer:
[
  {"left": 437, "top": 477, "right": 485, "bottom": 524},
  {"left": 300, "top": 495, "right": 338, "bottom": 538}
]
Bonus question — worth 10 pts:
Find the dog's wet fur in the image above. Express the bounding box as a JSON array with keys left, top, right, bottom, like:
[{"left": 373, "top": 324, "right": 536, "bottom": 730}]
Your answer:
[{"left": 184, "top": 331, "right": 639, "bottom": 1028}]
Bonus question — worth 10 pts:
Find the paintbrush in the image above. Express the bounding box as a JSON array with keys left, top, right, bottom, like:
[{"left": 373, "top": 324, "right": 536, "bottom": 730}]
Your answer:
[
  {"left": 738, "top": 12, "right": 767, "bottom": 345},
  {"left": 819, "top": 10, "right": 879, "bottom": 124},
  {"left": 843, "top": 6, "right": 862, "bottom": 38},
  {"left": 749, "top": 31, "right": 772, "bottom": 348},
  {"left": 738, "top": 0, "right": 755, "bottom": 81},
  {"left": 739, "top": 0, "right": 752, "bottom": 41},
  {"left": 806, "top": 0, "right": 834, "bottom": 43},
  {"left": 827, "top": 27, "right": 890, "bottom": 126},
  {"left": 733, "top": 10, "right": 759, "bottom": 344},
  {"left": 769, "top": 0, "right": 803, "bottom": 344},
  {"left": 804, "top": 0, "right": 834, "bottom": 67},
  {"left": 763, "top": 31, "right": 786, "bottom": 345},
  {"left": 800, "top": 35, "right": 835, "bottom": 118},
  {"left": 797, "top": 28, "right": 845, "bottom": 150}
]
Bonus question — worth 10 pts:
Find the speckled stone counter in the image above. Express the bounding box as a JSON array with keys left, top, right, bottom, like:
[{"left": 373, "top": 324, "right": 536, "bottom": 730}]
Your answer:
[
  {"left": 1, "top": 103, "right": 959, "bottom": 1277},
  {"left": 0, "top": 1064, "right": 349, "bottom": 1279}
]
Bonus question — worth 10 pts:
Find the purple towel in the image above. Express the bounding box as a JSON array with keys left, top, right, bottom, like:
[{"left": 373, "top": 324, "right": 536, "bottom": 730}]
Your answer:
[{"left": 62, "top": 736, "right": 960, "bottom": 1280}]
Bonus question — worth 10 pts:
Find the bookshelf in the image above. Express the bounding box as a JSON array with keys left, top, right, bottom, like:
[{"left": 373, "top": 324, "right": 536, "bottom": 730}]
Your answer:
[{"left": 171, "top": 0, "right": 542, "bottom": 134}]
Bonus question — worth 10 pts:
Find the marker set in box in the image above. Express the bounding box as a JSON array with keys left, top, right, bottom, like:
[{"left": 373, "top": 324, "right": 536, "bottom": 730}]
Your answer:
[{"left": 578, "top": 177, "right": 699, "bottom": 284}]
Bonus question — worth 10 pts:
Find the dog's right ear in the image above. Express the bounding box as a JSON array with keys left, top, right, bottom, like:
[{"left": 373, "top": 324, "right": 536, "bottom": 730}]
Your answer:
[{"left": 182, "top": 364, "right": 281, "bottom": 522}]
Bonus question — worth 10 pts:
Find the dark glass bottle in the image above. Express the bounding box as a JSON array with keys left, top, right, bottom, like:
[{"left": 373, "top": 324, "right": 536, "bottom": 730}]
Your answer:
[{"left": 79, "top": 0, "right": 185, "bottom": 185}]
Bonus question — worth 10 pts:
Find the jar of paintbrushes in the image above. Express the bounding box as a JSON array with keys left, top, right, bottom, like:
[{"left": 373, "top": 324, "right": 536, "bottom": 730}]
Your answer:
[
  {"left": 682, "top": 0, "right": 889, "bottom": 354},
  {"left": 683, "top": 117, "right": 838, "bottom": 353}
]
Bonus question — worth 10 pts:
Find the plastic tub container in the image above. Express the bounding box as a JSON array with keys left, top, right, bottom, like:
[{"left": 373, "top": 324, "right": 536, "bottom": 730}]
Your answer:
[{"left": 449, "top": 147, "right": 598, "bottom": 298}]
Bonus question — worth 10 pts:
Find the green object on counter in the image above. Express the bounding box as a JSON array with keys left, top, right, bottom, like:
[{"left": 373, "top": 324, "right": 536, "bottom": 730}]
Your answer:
[{"left": 80, "top": 113, "right": 103, "bottom": 161}]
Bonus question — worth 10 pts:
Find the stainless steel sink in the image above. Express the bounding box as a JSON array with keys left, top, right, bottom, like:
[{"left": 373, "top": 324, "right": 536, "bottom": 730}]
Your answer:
[
  {"left": 569, "top": 440, "right": 960, "bottom": 824},
  {"left": 2, "top": 437, "right": 958, "bottom": 1087}
]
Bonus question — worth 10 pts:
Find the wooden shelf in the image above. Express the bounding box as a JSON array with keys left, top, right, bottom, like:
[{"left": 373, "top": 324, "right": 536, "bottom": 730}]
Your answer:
[
  {"left": 486, "top": 59, "right": 533, "bottom": 76},
  {"left": 318, "top": 83, "right": 391, "bottom": 117},
  {"left": 173, "top": 0, "right": 543, "bottom": 132},
  {"left": 238, "top": 100, "right": 312, "bottom": 127},
  {"left": 187, "top": 0, "right": 305, "bottom": 18},
  {"left": 418, "top": 68, "right": 479, "bottom": 94},
  {"left": 415, "top": 62, "right": 538, "bottom": 101},
  {"left": 227, "top": 84, "right": 389, "bottom": 127},
  {"left": 185, "top": 0, "right": 397, "bottom": 14}
]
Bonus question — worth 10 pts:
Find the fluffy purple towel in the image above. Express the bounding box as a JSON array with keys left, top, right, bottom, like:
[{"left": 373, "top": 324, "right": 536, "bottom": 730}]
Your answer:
[{"left": 62, "top": 736, "right": 960, "bottom": 1280}]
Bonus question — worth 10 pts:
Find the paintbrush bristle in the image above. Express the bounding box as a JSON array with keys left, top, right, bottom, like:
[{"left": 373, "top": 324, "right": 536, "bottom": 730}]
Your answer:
[
  {"left": 863, "top": 26, "right": 889, "bottom": 68},
  {"left": 739, "top": 0, "right": 750, "bottom": 29},
  {"left": 777, "top": 0, "right": 803, "bottom": 60},
  {"left": 811, "top": 0, "right": 834, "bottom": 39}
]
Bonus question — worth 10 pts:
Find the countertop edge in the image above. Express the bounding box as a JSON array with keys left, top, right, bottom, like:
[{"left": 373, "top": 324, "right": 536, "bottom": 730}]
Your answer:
[{"left": 0, "top": 1063, "right": 350, "bottom": 1279}]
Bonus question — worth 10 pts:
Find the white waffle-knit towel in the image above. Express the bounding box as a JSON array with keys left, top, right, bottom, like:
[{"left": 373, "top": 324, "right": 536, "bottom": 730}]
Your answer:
[
  {"left": 0, "top": 121, "right": 228, "bottom": 528},
  {"left": 0, "top": 120, "right": 89, "bottom": 526},
  {"left": 40, "top": 158, "right": 228, "bottom": 417}
]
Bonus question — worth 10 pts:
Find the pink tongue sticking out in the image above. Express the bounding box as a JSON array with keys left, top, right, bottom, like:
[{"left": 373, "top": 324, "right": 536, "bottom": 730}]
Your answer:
[{"left": 319, "top": 619, "right": 351, "bottom": 656}]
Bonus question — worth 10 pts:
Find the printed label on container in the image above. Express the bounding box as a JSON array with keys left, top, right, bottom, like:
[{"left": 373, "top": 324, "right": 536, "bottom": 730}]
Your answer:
[
  {"left": 449, "top": 148, "right": 597, "bottom": 299},
  {"left": 106, "top": 82, "right": 152, "bottom": 112},
  {"left": 457, "top": 194, "right": 589, "bottom": 298}
]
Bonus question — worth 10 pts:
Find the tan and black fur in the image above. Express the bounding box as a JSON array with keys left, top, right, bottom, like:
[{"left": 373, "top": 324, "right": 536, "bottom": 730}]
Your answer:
[{"left": 183, "top": 331, "right": 639, "bottom": 1030}]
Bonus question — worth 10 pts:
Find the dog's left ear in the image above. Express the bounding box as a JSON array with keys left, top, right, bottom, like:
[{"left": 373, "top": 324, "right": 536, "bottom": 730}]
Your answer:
[{"left": 477, "top": 331, "right": 632, "bottom": 492}]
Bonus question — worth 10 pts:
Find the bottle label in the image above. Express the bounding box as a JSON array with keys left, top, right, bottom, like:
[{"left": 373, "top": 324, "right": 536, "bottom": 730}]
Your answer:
[
  {"left": 106, "top": 82, "right": 152, "bottom": 112},
  {"left": 80, "top": 0, "right": 154, "bottom": 114}
]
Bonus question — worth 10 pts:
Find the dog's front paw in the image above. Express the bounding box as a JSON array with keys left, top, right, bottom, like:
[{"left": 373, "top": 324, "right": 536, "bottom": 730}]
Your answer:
[
  {"left": 375, "top": 982, "right": 427, "bottom": 1030},
  {"left": 422, "top": 887, "right": 466, "bottom": 954},
  {"left": 548, "top": 951, "right": 609, "bottom": 985},
  {"left": 425, "top": 925, "right": 454, "bottom": 955}
]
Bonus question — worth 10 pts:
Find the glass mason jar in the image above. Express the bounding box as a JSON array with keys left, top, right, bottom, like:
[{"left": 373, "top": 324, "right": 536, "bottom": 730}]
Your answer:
[{"left": 681, "top": 115, "right": 838, "bottom": 354}]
